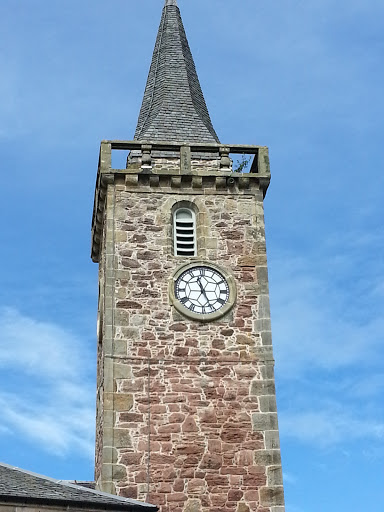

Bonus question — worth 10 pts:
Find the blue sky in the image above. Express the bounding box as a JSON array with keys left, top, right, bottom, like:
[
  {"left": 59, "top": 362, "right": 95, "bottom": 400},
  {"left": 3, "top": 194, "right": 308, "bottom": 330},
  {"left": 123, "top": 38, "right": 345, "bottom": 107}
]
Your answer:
[{"left": 0, "top": 0, "right": 383, "bottom": 510}]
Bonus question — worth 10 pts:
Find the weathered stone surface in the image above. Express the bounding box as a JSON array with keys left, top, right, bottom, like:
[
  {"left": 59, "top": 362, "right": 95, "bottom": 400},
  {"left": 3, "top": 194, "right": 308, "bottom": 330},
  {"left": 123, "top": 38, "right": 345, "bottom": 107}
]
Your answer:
[
  {"left": 95, "top": 161, "right": 284, "bottom": 509},
  {"left": 236, "top": 503, "right": 251, "bottom": 512},
  {"left": 252, "top": 413, "right": 278, "bottom": 431},
  {"left": 113, "top": 429, "right": 132, "bottom": 449},
  {"left": 267, "top": 466, "right": 284, "bottom": 486},
  {"left": 112, "top": 464, "right": 127, "bottom": 481},
  {"left": 265, "top": 430, "right": 281, "bottom": 450},
  {"left": 119, "top": 486, "right": 138, "bottom": 499},
  {"left": 113, "top": 394, "right": 134, "bottom": 412},
  {"left": 254, "top": 450, "right": 281, "bottom": 466},
  {"left": 259, "top": 486, "right": 285, "bottom": 507},
  {"left": 251, "top": 380, "right": 275, "bottom": 396},
  {"left": 200, "top": 454, "right": 222, "bottom": 470},
  {"left": 184, "top": 499, "right": 202, "bottom": 512}
]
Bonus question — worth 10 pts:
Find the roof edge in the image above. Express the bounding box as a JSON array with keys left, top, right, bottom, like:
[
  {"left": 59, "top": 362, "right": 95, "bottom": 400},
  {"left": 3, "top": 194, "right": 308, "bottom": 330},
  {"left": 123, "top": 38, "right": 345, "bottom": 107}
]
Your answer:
[{"left": 0, "top": 463, "right": 158, "bottom": 510}]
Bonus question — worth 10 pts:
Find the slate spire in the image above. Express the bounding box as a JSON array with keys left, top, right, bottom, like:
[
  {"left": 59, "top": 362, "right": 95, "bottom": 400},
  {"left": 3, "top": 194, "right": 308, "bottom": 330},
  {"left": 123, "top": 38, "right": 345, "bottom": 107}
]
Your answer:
[{"left": 134, "top": 0, "right": 220, "bottom": 143}]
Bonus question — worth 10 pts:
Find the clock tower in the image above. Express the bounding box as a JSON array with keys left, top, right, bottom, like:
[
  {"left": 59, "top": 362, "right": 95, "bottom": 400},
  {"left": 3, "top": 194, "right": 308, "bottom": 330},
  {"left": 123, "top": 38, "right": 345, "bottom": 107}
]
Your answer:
[{"left": 91, "top": 2, "right": 285, "bottom": 512}]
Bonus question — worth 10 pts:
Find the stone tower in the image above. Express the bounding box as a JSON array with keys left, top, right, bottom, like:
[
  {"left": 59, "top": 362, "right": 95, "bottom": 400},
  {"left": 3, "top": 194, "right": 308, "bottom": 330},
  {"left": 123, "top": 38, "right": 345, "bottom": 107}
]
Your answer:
[{"left": 91, "top": 2, "right": 285, "bottom": 512}]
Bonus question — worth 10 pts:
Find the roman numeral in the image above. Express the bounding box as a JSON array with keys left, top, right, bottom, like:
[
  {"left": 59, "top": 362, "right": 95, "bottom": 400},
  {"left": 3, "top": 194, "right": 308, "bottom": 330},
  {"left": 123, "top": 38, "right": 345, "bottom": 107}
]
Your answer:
[
  {"left": 217, "top": 298, "right": 225, "bottom": 305},
  {"left": 180, "top": 297, "right": 188, "bottom": 304}
]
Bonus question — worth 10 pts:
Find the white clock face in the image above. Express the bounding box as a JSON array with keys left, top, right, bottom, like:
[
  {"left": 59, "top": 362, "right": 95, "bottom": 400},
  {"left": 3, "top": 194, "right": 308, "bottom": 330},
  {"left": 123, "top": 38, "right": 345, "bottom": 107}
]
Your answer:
[{"left": 175, "top": 266, "right": 230, "bottom": 315}]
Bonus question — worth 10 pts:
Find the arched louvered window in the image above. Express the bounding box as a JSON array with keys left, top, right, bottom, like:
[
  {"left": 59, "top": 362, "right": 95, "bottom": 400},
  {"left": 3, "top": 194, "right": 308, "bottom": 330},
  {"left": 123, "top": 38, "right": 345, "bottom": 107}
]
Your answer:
[{"left": 174, "top": 208, "right": 196, "bottom": 256}]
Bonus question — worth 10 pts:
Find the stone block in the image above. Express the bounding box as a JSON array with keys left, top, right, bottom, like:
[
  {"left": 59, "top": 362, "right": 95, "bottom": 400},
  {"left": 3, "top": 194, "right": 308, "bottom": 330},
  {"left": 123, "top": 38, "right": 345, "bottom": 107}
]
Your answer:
[
  {"left": 250, "top": 380, "right": 275, "bottom": 396},
  {"left": 187, "top": 478, "right": 206, "bottom": 494},
  {"left": 114, "top": 393, "right": 134, "bottom": 412},
  {"left": 104, "top": 308, "right": 113, "bottom": 327},
  {"left": 258, "top": 294, "right": 271, "bottom": 318},
  {"left": 166, "top": 492, "right": 188, "bottom": 502},
  {"left": 254, "top": 318, "right": 272, "bottom": 332},
  {"left": 261, "top": 331, "right": 272, "bottom": 346},
  {"left": 104, "top": 410, "right": 114, "bottom": 428},
  {"left": 115, "top": 231, "right": 127, "bottom": 243},
  {"left": 113, "top": 464, "right": 127, "bottom": 481},
  {"left": 103, "top": 392, "right": 114, "bottom": 410},
  {"left": 265, "top": 430, "right": 281, "bottom": 450},
  {"left": 200, "top": 454, "right": 222, "bottom": 470},
  {"left": 115, "top": 270, "right": 131, "bottom": 279},
  {"left": 236, "top": 334, "right": 256, "bottom": 346},
  {"left": 253, "top": 450, "right": 281, "bottom": 466},
  {"left": 249, "top": 346, "right": 274, "bottom": 360},
  {"left": 236, "top": 503, "right": 250, "bottom": 512},
  {"left": 205, "top": 237, "right": 218, "bottom": 249},
  {"left": 267, "top": 466, "right": 283, "bottom": 486},
  {"left": 184, "top": 499, "right": 202, "bottom": 512},
  {"left": 238, "top": 255, "right": 257, "bottom": 267},
  {"left": 104, "top": 359, "right": 114, "bottom": 392},
  {"left": 100, "top": 481, "right": 116, "bottom": 494},
  {"left": 113, "top": 363, "right": 133, "bottom": 379},
  {"left": 102, "top": 446, "right": 118, "bottom": 464},
  {"left": 259, "top": 395, "right": 277, "bottom": 413},
  {"left": 120, "top": 486, "right": 138, "bottom": 499},
  {"left": 113, "top": 340, "right": 127, "bottom": 356},
  {"left": 101, "top": 463, "right": 113, "bottom": 481},
  {"left": 252, "top": 413, "right": 278, "bottom": 431},
  {"left": 103, "top": 428, "right": 113, "bottom": 447},
  {"left": 114, "top": 310, "right": 130, "bottom": 327},
  {"left": 120, "top": 452, "right": 144, "bottom": 465},
  {"left": 259, "top": 486, "right": 285, "bottom": 507},
  {"left": 113, "top": 428, "right": 133, "bottom": 448},
  {"left": 103, "top": 337, "right": 113, "bottom": 354},
  {"left": 260, "top": 364, "right": 275, "bottom": 380}
]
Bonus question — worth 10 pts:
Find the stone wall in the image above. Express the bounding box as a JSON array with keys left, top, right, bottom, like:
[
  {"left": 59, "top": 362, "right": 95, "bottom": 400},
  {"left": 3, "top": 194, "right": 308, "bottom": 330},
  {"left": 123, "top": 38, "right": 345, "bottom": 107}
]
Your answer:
[{"left": 95, "top": 162, "right": 285, "bottom": 512}]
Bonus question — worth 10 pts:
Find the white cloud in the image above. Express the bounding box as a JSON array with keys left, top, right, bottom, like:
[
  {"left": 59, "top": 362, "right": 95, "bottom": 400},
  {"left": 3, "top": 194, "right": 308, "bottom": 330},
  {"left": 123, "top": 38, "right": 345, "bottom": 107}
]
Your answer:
[
  {"left": 270, "top": 226, "right": 384, "bottom": 451},
  {"left": 0, "top": 308, "right": 95, "bottom": 458},
  {"left": 0, "top": 393, "right": 94, "bottom": 458},
  {"left": 270, "top": 228, "right": 384, "bottom": 375},
  {"left": 280, "top": 408, "right": 384, "bottom": 447},
  {"left": 0, "top": 308, "right": 87, "bottom": 379}
]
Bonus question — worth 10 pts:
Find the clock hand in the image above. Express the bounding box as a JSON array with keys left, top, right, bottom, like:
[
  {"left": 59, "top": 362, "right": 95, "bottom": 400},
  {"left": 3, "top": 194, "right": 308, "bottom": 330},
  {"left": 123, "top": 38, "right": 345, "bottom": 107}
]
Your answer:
[{"left": 197, "top": 277, "right": 209, "bottom": 304}]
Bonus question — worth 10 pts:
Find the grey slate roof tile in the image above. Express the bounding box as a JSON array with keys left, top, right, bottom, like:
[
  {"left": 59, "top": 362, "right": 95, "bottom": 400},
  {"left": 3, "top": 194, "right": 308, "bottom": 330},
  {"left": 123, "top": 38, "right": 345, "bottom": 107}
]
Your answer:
[
  {"left": 134, "top": 2, "right": 220, "bottom": 144},
  {"left": 0, "top": 463, "right": 157, "bottom": 511}
]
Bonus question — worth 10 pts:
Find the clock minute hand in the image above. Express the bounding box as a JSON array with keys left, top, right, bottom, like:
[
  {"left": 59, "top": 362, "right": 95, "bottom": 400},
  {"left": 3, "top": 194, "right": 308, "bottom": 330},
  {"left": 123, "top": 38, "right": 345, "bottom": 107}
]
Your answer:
[{"left": 197, "top": 277, "right": 209, "bottom": 302}]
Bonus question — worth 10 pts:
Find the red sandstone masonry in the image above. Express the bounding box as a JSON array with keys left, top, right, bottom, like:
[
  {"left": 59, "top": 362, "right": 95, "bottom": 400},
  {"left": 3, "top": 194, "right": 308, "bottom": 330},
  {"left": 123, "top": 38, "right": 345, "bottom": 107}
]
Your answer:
[{"left": 95, "top": 162, "right": 285, "bottom": 512}]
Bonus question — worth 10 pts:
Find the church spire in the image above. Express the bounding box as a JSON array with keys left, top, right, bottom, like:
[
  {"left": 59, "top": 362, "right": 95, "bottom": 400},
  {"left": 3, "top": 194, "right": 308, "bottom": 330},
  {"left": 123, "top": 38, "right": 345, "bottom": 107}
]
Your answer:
[{"left": 134, "top": 0, "right": 220, "bottom": 143}]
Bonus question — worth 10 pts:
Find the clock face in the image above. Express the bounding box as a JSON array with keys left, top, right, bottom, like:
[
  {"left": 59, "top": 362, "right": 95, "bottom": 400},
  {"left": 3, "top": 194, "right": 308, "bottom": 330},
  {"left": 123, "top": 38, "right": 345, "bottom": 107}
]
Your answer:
[{"left": 175, "top": 266, "right": 230, "bottom": 315}]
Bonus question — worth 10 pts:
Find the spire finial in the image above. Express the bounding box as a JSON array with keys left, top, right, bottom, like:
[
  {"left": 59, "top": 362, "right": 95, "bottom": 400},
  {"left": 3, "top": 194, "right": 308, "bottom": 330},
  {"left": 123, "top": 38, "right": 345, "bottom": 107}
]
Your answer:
[{"left": 165, "top": 0, "right": 178, "bottom": 6}]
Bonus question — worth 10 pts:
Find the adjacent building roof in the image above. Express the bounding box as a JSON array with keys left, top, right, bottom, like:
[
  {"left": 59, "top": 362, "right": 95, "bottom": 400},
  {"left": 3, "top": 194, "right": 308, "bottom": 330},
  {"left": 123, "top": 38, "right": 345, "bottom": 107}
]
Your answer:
[
  {"left": 134, "top": 0, "right": 220, "bottom": 144},
  {"left": 0, "top": 463, "right": 157, "bottom": 511}
]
